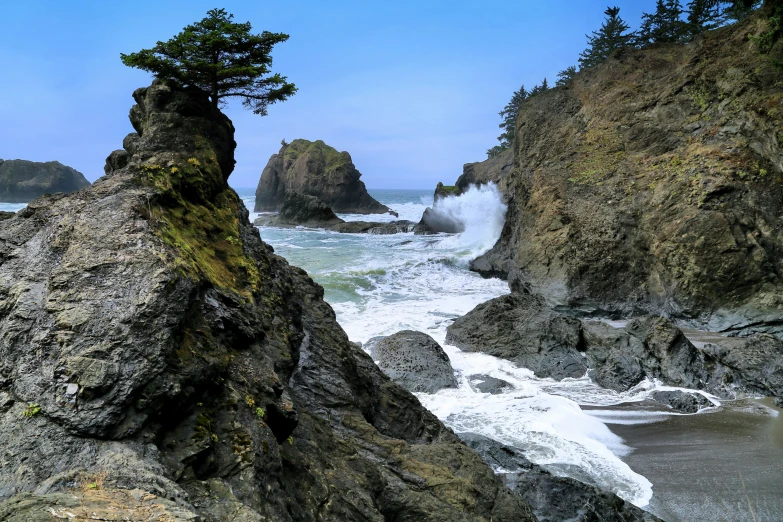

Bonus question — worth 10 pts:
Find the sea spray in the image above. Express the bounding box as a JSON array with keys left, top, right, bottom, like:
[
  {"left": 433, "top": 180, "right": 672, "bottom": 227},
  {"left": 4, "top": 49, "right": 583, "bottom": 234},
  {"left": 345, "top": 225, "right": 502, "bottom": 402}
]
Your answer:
[{"left": 433, "top": 183, "right": 507, "bottom": 258}]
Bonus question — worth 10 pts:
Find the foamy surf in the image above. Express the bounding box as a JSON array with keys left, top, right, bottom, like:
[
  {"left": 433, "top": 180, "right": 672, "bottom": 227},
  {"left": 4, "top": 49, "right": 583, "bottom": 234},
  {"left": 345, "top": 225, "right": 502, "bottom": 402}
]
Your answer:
[{"left": 247, "top": 184, "right": 704, "bottom": 509}]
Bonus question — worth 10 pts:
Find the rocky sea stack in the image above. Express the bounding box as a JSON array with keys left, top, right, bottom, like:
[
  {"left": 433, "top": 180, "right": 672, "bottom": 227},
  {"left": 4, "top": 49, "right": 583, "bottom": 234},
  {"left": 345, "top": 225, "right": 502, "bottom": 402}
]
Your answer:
[
  {"left": 0, "top": 159, "right": 90, "bottom": 203},
  {"left": 0, "top": 79, "right": 537, "bottom": 521},
  {"left": 469, "top": 13, "right": 783, "bottom": 336},
  {"left": 254, "top": 139, "right": 390, "bottom": 214}
]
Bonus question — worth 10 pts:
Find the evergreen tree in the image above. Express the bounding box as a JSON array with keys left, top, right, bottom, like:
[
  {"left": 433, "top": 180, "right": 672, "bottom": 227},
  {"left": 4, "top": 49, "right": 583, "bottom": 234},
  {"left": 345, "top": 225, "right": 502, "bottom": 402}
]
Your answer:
[
  {"left": 686, "top": 0, "right": 724, "bottom": 34},
  {"left": 121, "top": 9, "right": 296, "bottom": 115},
  {"left": 556, "top": 66, "right": 578, "bottom": 86},
  {"left": 637, "top": 0, "right": 688, "bottom": 45},
  {"left": 578, "top": 7, "right": 633, "bottom": 69},
  {"left": 529, "top": 78, "right": 549, "bottom": 96},
  {"left": 495, "top": 86, "right": 528, "bottom": 153}
]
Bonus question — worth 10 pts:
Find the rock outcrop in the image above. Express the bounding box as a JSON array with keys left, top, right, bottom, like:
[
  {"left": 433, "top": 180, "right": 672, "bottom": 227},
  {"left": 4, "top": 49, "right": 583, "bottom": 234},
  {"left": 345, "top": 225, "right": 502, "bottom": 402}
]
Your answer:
[
  {"left": 459, "top": 433, "right": 662, "bottom": 522},
  {"left": 448, "top": 293, "right": 783, "bottom": 401},
  {"left": 446, "top": 293, "right": 587, "bottom": 380},
  {"left": 0, "top": 159, "right": 90, "bottom": 202},
  {"left": 0, "top": 80, "right": 536, "bottom": 521},
  {"left": 254, "top": 139, "right": 390, "bottom": 214},
  {"left": 456, "top": 148, "right": 514, "bottom": 194},
  {"left": 254, "top": 191, "right": 431, "bottom": 234},
  {"left": 273, "top": 191, "right": 344, "bottom": 227},
  {"left": 470, "top": 13, "right": 783, "bottom": 336},
  {"left": 365, "top": 331, "right": 458, "bottom": 394}
]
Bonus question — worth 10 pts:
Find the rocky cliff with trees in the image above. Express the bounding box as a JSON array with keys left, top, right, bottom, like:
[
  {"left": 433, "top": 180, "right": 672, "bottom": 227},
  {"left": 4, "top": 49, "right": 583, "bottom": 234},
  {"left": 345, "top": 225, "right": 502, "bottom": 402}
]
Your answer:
[
  {"left": 0, "top": 159, "right": 89, "bottom": 202},
  {"left": 470, "top": 6, "right": 783, "bottom": 336}
]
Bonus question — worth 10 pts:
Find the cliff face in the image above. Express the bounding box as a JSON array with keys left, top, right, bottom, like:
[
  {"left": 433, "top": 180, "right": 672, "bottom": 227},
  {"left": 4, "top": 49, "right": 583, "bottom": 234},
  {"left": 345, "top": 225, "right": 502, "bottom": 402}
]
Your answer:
[
  {"left": 474, "top": 13, "right": 783, "bottom": 335},
  {"left": 254, "top": 139, "right": 390, "bottom": 214},
  {"left": 0, "top": 80, "right": 534, "bottom": 521},
  {"left": 0, "top": 159, "right": 90, "bottom": 203}
]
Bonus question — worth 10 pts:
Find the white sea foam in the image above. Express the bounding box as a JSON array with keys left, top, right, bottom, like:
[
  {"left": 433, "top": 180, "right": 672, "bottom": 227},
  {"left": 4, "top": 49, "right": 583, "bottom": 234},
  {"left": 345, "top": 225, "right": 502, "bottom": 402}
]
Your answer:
[{"left": 251, "top": 186, "right": 670, "bottom": 508}]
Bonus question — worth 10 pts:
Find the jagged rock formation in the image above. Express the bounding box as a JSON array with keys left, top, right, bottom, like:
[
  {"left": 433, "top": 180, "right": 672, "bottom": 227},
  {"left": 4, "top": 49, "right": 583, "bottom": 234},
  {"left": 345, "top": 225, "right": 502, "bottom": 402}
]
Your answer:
[
  {"left": 456, "top": 148, "right": 514, "bottom": 194},
  {"left": 0, "top": 80, "right": 536, "bottom": 521},
  {"left": 460, "top": 433, "right": 662, "bottom": 522},
  {"left": 274, "top": 191, "right": 344, "bottom": 227},
  {"left": 470, "top": 13, "right": 783, "bottom": 336},
  {"left": 446, "top": 293, "right": 587, "bottom": 381},
  {"left": 254, "top": 139, "right": 390, "bottom": 214},
  {"left": 448, "top": 293, "right": 783, "bottom": 400},
  {"left": 0, "top": 159, "right": 90, "bottom": 202},
  {"left": 254, "top": 191, "right": 431, "bottom": 234},
  {"left": 365, "top": 330, "right": 458, "bottom": 394}
]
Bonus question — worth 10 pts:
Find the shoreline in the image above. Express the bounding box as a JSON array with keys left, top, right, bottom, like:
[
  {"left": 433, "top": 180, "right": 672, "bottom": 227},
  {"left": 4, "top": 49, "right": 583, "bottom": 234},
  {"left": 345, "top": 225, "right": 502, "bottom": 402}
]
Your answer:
[{"left": 600, "top": 398, "right": 783, "bottom": 522}]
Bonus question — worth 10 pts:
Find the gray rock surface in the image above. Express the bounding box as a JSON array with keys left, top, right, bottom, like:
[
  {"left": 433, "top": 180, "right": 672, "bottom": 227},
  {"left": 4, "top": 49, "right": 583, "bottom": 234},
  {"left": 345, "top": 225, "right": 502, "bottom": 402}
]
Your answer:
[
  {"left": 650, "top": 390, "right": 713, "bottom": 413},
  {"left": 275, "top": 190, "right": 344, "bottom": 227},
  {"left": 0, "top": 159, "right": 90, "bottom": 202},
  {"left": 254, "top": 139, "right": 390, "bottom": 214},
  {"left": 467, "top": 375, "right": 512, "bottom": 394},
  {"left": 446, "top": 293, "right": 588, "bottom": 380},
  {"left": 253, "top": 193, "right": 431, "bottom": 235},
  {"left": 366, "top": 330, "right": 458, "bottom": 393},
  {"left": 448, "top": 292, "right": 783, "bottom": 403},
  {"left": 459, "top": 433, "right": 662, "bottom": 522},
  {"left": 0, "top": 79, "right": 536, "bottom": 522},
  {"left": 467, "top": 13, "right": 783, "bottom": 336},
  {"left": 419, "top": 206, "right": 465, "bottom": 233}
]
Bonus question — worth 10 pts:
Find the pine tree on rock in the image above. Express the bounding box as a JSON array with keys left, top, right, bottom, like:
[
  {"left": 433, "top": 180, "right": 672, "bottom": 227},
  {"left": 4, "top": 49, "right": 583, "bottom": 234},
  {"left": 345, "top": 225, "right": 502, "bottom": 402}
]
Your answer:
[
  {"left": 578, "top": 6, "right": 633, "bottom": 69},
  {"left": 492, "top": 86, "right": 528, "bottom": 156},
  {"left": 556, "top": 66, "right": 578, "bottom": 87},
  {"left": 637, "top": 0, "right": 688, "bottom": 45},
  {"left": 120, "top": 8, "right": 296, "bottom": 115}
]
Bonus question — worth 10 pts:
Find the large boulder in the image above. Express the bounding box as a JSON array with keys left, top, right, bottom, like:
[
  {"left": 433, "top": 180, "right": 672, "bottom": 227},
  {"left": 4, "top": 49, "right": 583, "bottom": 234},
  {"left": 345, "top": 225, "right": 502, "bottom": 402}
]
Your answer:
[
  {"left": 470, "top": 13, "right": 783, "bottom": 336},
  {"left": 0, "top": 159, "right": 90, "bottom": 202},
  {"left": 446, "top": 292, "right": 587, "bottom": 380},
  {"left": 366, "top": 330, "right": 458, "bottom": 393},
  {"left": 459, "top": 433, "right": 662, "bottom": 522},
  {"left": 254, "top": 139, "right": 390, "bottom": 214},
  {"left": 0, "top": 79, "right": 536, "bottom": 522},
  {"left": 276, "top": 191, "right": 344, "bottom": 227}
]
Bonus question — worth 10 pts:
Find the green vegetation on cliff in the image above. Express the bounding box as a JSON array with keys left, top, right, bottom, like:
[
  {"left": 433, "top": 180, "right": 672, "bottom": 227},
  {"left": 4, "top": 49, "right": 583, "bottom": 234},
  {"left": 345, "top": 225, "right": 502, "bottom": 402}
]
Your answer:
[{"left": 121, "top": 8, "right": 296, "bottom": 115}]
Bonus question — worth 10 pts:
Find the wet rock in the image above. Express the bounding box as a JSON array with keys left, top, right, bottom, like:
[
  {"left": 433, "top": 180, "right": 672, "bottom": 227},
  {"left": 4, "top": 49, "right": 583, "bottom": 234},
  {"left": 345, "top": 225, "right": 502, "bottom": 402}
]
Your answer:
[
  {"left": 433, "top": 181, "right": 462, "bottom": 201},
  {"left": 0, "top": 159, "right": 90, "bottom": 203},
  {"left": 419, "top": 206, "right": 464, "bottom": 233},
  {"left": 459, "top": 433, "right": 663, "bottom": 522},
  {"left": 650, "top": 390, "right": 713, "bottom": 413},
  {"left": 446, "top": 293, "right": 587, "bottom": 380},
  {"left": 366, "top": 330, "right": 458, "bottom": 393},
  {"left": 583, "top": 317, "right": 718, "bottom": 392},
  {"left": 275, "top": 191, "right": 343, "bottom": 227},
  {"left": 467, "top": 374, "right": 512, "bottom": 394},
  {"left": 254, "top": 139, "right": 390, "bottom": 214}
]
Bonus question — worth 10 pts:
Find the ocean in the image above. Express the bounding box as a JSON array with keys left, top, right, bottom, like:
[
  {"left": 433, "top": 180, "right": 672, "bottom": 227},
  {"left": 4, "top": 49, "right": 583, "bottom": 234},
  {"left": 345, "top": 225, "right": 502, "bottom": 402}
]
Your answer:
[{"left": 239, "top": 185, "right": 783, "bottom": 521}]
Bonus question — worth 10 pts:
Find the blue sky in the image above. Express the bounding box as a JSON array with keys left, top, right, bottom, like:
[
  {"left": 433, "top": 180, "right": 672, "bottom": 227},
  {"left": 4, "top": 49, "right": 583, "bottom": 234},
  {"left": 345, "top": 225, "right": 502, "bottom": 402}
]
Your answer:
[{"left": 0, "top": 1, "right": 650, "bottom": 189}]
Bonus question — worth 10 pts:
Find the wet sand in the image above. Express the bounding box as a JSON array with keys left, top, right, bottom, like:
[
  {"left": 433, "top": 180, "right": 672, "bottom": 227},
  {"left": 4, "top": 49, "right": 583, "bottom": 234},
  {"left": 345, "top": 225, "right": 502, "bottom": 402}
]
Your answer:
[{"left": 595, "top": 399, "right": 783, "bottom": 522}]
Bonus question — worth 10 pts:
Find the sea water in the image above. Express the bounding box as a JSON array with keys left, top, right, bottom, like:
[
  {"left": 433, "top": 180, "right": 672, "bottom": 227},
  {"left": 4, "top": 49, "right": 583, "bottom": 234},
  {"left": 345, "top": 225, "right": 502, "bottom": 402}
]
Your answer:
[{"left": 243, "top": 184, "right": 682, "bottom": 507}]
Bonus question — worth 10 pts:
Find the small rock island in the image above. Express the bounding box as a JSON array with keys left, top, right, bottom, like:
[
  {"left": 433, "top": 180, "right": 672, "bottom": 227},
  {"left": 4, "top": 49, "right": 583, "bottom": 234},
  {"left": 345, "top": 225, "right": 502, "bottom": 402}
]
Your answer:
[{"left": 0, "top": 159, "right": 90, "bottom": 202}]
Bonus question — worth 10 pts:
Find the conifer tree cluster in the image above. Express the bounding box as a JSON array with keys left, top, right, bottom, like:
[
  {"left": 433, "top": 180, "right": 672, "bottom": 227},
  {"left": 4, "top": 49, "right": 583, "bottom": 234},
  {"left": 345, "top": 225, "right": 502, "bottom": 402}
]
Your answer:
[
  {"left": 487, "top": 78, "right": 550, "bottom": 158},
  {"left": 487, "top": 0, "right": 765, "bottom": 157}
]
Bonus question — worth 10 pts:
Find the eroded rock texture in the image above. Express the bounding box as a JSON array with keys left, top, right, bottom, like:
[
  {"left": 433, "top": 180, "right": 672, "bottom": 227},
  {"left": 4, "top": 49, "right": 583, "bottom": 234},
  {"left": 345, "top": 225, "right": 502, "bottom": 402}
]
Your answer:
[
  {"left": 254, "top": 139, "right": 390, "bottom": 214},
  {"left": 470, "top": 13, "right": 783, "bottom": 336},
  {"left": 0, "top": 80, "right": 535, "bottom": 521}
]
